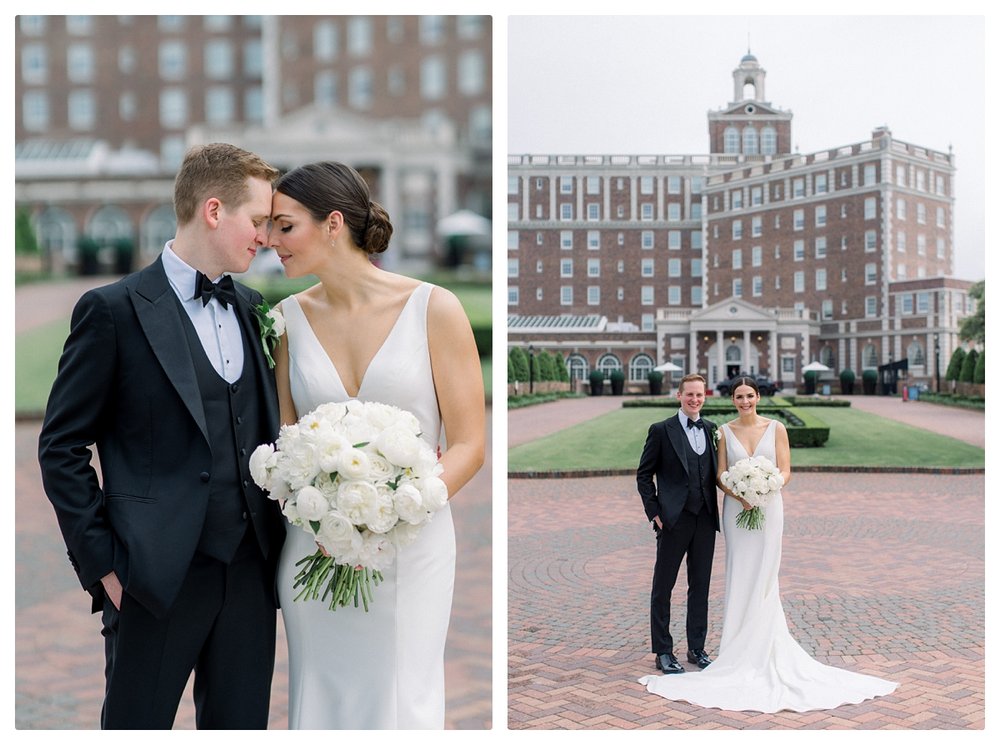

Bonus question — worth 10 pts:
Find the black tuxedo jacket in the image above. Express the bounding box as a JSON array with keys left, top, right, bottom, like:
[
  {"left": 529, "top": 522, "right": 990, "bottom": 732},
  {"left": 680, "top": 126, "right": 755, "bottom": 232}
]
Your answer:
[
  {"left": 38, "top": 256, "right": 285, "bottom": 618},
  {"left": 636, "top": 413, "right": 721, "bottom": 532}
]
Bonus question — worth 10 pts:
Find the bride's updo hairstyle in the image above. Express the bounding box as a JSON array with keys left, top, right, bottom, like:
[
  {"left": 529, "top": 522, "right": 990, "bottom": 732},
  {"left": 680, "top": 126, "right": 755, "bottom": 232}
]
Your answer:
[
  {"left": 731, "top": 376, "right": 760, "bottom": 398},
  {"left": 275, "top": 162, "right": 393, "bottom": 255}
]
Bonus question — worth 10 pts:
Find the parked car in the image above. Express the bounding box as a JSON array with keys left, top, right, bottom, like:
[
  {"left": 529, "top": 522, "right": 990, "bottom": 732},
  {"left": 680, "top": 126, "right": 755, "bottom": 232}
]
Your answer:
[{"left": 716, "top": 373, "right": 780, "bottom": 397}]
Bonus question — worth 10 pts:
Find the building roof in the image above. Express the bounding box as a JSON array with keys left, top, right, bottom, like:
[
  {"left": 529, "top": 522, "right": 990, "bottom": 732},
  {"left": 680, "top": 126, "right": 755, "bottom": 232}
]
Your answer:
[{"left": 508, "top": 314, "right": 607, "bottom": 332}]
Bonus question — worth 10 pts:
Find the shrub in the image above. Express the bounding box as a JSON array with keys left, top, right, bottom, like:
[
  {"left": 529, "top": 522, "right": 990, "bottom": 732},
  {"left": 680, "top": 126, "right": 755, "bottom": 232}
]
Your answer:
[
  {"left": 507, "top": 355, "right": 515, "bottom": 383},
  {"left": 945, "top": 347, "right": 966, "bottom": 382},
  {"left": 974, "top": 349, "right": 985, "bottom": 384},
  {"left": 959, "top": 349, "right": 978, "bottom": 383},
  {"left": 509, "top": 347, "right": 530, "bottom": 382}
]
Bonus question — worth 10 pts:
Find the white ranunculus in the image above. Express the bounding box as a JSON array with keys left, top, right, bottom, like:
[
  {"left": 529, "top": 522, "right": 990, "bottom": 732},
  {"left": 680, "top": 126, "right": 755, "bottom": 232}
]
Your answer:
[
  {"left": 337, "top": 480, "right": 380, "bottom": 525},
  {"left": 364, "top": 488, "right": 398, "bottom": 534},
  {"left": 375, "top": 426, "right": 424, "bottom": 468},
  {"left": 393, "top": 482, "right": 425, "bottom": 525},
  {"left": 295, "top": 485, "right": 329, "bottom": 522},
  {"left": 249, "top": 443, "right": 275, "bottom": 489},
  {"left": 318, "top": 510, "right": 360, "bottom": 552},
  {"left": 365, "top": 453, "right": 395, "bottom": 482},
  {"left": 419, "top": 475, "right": 449, "bottom": 512}
]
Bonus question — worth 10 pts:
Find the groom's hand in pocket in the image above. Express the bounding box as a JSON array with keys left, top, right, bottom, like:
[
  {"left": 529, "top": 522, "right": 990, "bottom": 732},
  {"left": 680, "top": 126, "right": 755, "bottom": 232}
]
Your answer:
[
  {"left": 652, "top": 516, "right": 663, "bottom": 534},
  {"left": 100, "top": 571, "right": 123, "bottom": 611}
]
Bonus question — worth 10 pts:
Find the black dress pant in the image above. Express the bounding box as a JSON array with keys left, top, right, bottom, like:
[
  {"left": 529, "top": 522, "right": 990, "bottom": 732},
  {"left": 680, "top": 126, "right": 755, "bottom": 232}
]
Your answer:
[
  {"left": 100, "top": 535, "right": 276, "bottom": 729},
  {"left": 650, "top": 506, "right": 716, "bottom": 654}
]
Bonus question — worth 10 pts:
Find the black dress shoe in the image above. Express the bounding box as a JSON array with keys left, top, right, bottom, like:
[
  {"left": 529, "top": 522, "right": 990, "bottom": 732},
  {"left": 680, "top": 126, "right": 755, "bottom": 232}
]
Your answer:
[
  {"left": 687, "top": 649, "right": 712, "bottom": 669},
  {"left": 655, "top": 652, "right": 685, "bottom": 674}
]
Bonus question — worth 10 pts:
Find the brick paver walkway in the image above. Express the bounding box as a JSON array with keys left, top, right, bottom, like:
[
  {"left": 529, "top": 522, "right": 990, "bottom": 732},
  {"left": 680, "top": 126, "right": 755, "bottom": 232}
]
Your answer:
[{"left": 508, "top": 398, "right": 984, "bottom": 730}]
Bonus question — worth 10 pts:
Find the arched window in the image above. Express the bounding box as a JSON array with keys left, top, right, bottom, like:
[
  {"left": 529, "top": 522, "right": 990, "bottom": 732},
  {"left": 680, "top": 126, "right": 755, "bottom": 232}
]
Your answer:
[
  {"left": 141, "top": 204, "right": 176, "bottom": 261},
  {"left": 761, "top": 126, "right": 777, "bottom": 155},
  {"left": 37, "top": 206, "right": 76, "bottom": 265},
  {"left": 819, "top": 345, "right": 835, "bottom": 369},
  {"left": 725, "top": 344, "right": 742, "bottom": 363},
  {"left": 88, "top": 205, "right": 133, "bottom": 248},
  {"left": 724, "top": 127, "right": 740, "bottom": 154},
  {"left": 597, "top": 353, "right": 622, "bottom": 377},
  {"left": 742, "top": 126, "right": 759, "bottom": 155},
  {"left": 907, "top": 340, "right": 925, "bottom": 367},
  {"left": 566, "top": 353, "right": 588, "bottom": 381},
  {"left": 863, "top": 344, "right": 879, "bottom": 369},
  {"left": 629, "top": 353, "right": 654, "bottom": 382}
]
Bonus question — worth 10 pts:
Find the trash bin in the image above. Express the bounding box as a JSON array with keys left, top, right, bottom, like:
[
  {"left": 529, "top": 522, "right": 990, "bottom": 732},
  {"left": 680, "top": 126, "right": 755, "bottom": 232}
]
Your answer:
[{"left": 908, "top": 386, "right": 919, "bottom": 401}]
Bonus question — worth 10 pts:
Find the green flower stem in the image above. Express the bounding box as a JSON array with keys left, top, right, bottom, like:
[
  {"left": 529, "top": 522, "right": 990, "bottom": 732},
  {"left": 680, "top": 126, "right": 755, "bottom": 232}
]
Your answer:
[{"left": 291, "top": 550, "right": 386, "bottom": 612}]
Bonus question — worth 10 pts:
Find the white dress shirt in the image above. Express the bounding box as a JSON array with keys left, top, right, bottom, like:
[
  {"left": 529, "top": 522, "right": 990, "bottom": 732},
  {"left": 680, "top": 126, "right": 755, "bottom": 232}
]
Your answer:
[
  {"left": 677, "top": 411, "right": 706, "bottom": 455},
  {"left": 161, "top": 242, "right": 244, "bottom": 383}
]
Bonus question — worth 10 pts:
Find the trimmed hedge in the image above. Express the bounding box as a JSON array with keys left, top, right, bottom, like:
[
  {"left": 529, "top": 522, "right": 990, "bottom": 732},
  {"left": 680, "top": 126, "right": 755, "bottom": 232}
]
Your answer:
[{"left": 780, "top": 396, "right": 852, "bottom": 407}]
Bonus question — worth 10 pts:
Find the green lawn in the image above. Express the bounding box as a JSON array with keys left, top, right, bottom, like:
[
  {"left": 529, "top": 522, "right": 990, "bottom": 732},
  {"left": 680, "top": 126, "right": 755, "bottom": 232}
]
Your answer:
[
  {"left": 15, "top": 317, "right": 69, "bottom": 414},
  {"left": 508, "top": 406, "right": 985, "bottom": 472}
]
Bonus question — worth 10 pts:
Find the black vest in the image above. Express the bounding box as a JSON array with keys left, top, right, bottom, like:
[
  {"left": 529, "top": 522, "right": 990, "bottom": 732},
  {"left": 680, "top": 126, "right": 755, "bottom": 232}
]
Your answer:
[
  {"left": 178, "top": 302, "right": 268, "bottom": 564},
  {"left": 683, "top": 428, "right": 715, "bottom": 515}
]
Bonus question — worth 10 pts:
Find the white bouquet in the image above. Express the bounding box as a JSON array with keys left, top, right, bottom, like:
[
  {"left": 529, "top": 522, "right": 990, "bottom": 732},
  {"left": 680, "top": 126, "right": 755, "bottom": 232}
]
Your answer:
[
  {"left": 250, "top": 400, "right": 448, "bottom": 611},
  {"left": 720, "top": 456, "right": 783, "bottom": 530}
]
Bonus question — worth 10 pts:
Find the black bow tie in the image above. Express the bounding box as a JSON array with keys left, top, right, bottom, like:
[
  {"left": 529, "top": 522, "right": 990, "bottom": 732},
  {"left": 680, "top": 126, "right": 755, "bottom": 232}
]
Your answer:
[
  {"left": 194, "top": 272, "right": 236, "bottom": 309},
  {"left": 687, "top": 418, "right": 704, "bottom": 430}
]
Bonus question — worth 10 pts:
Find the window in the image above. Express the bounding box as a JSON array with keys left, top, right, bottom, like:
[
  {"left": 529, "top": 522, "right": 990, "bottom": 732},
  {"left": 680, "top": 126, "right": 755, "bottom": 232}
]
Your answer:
[
  {"left": 751, "top": 246, "right": 762, "bottom": 267},
  {"left": 641, "top": 258, "right": 654, "bottom": 277},
  {"left": 315, "top": 71, "right": 339, "bottom": 106},
  {"left": 640, "top": 176, "right": 655, "bottom": 195},
  {"left": 119, "top": 92, "right": 136, "bottom": 121},
  {"left": 560, "top": 259, "right": 573, "bottom": 277},
  {"left": 841, "top": 268, "right": 847, "bottom": 282},
  {"left": 917, "top": 234, "right": 926, "bottom": 256},
  {"left": 641, "top": 314, "right": 655, "bottom": 332},
  {"left": 917, "top": 292, "right": 930, "bottom": 313},
  {"left": 560, "top": 203, "right": 573, "bottom": 221},
  {"left": 815, "top": 268, "right": 827, "bottom": 291},
  {"left": 22, "top": 91, "right": 49, "bottom": 130},
  {"left": 21, "top": 44, "right": 47, "bottom": 84},
  {"left": 732, "top": 249, "right": 742, "bottom": 270},
  {"left": 559, "top": 176, "right": 573, "bottom": 194},
  {"left": 822, "top": 299, "right": 833, "bottom": 319},
  {"left": 159, "top": 41, "right": 187, "bottom": 80},
  {"left": 641, "top": 231, "right": 654, "bottom": 249},
  {"left": 536, "top": 260, "right": 543, "bottom": 272},
  {"left": 841, "top": 236, "right": 848, "bottom": 251},
  {"left": 206, "top": 39, "right": 234, "bottom": 79},
  {"left": 244, "top": 87, "right": 263, "bottom": 122},
  {"left": 507, "top": 176, "right": 519, "bottom": 195},
  {"left": 895, "top": 165, "right": 906, "bottom": 186},
  {"left": 733, "top": 278, "right": 743, "bottom": 298},
  {"left": 865, "top": 230, "right": 877, "bottom": 252},
  {"left": 420, "top": 55, "right": 446, "bottom": 100},
  {"left": 901, "top": 294, "right": 914, "bottom": 314},
  {"left": 690, "top": 231, "right": 701, "bottom": 249},
  {"left": 243, "top": 39, "right": 263, "bottom": 77},
  {"left": 507, "top": 203, "right": 519, "bottom": 222},
  {"left": 667, "top": 203, "right": 681, "bottom": 222},
  {"left": 159, "top": 88, "right": 187, "bottom": 128},
  {"left": 561, "top": 286, "right": 573, "bottom": 305},
  {"left": 205, "top": 87, "right": 235, "bottom": 123},
  {"left": 314, "top": 21, "right": 338, "bottom": 60},
  {"left": 587, "top": 286, "right": 600, "bottom": 306},
  {"left": 815, "top": 173, "right": 828, "bottom": 194},
  {"left": 692, "top": 177, "right": 704, "bottom": 194},
  {"left": 587, "top": 203, "right": 600, "bottom": 221},
  {"left": 588, "top": 258, "right": 601, "bottom": 277},
  {"left": 724, "top": 127, "right": 739, "bottom": 154},
  {"left": 587, "top": 230, "right": 600, "bottom": 250},
  {"left": 731, "top": 190, "right": 743, "bottom": 210},
  {"left": 732, "top": 220, "right": 743, "bottom": 240},
  {"left": 668, "top": 258, "right": 681, "bottom": 277},
  {"left": 865, "top": 263, "right": 877, "bottom": 284},
  {"left": 815, "top": 205, "right": 826, "bottom": 227},
  {"left": 586, "top": 176, "right": 600, "bottom": 195},
  {"left": 349, "top": 66, "right": 373, "bottom": 108},
  {"left": 668, "top": 176, "right": 682, "bottom": 194},
  {"left": 815, "top": 236, "right": 827, "bottom": 259},
  {"left": 864, "top": 198, "right": 877, "bottom": 220},
  {"left": 752, "top": 276, "right": 763, "bottom": 297},
  {"left": 936, "top": 175, "right": 946, "bottom": 196},
  {"left": 560, "top": 231, "right": 573, "bottom": 249},
  {"left": 793, "top": 209, "right": 804, "bottom": 230},
  {"left": 690, "top": 202, "right": 702, "bottom": 220},
  {"left": 507, "top": 286, "right": 519, "bottom": 306},
  {"left": 507, "top": 258, "right": 519, "bottom": 277},
  {"left": 897, "top": 232, "right": 906, "bottom": 253},
  {"left": 761, "top": 127, "right": 777, "bottom": 155},
  {"left": 507, "top": 231, "right": 518, "bottom": 250},
  {"left": 793, "top": 178, "right": 805, "bottom": 199},
  {"left": 863, "top": 164, "right": 877, "bottom": 186},
  {"left": 67, "top": 44, "right": 95, "bottom": 83},
  {"left": 751, "top": 216, "right": 762, "bottom": 237},
  {"left": 917, "top": 203, "right": 926, "bottom": 224},
  {"left": 750, "top": 186, "right": 763, "bottom": 207},
  {"left": 668, "top": 286, "right": 682, "bottom": 305},
  {"left": 641, "top": 204, "right": 653, "bottom": 221},
  {"left": 458, "top": 51, "right": 484, "bottom": 96},
  {"left": 937, "top": 237, "right": 946, "bottom": 259},
  {"left": 865, "top": 297, "right": 878, "bottom": 318},
  {"left": 617, "top": 260, "right": 624, "bottom": 273},
  {"left": 67, "top": 89, "right": 96, "bottom": 130},
  {"left": 916, "top": 170, "right": 926, "bottom": 192},
  {"left": 782, "top": 356, "right": 796, "bottom": 374},
  {"left": 794, "top": 271, "right": 805, "bottom": 293},
  {"left": 743, "top": 126, "right": 758, "bottom": 155},
  {"left": 896, "top": 198, "right": 906, "bottom": 220},
  {"left": 691, "top": 258, "right": 703, "bottom": 277},
  {"left": 691, "top": 285, "right": 703, "bottom": 305},
  {"left": 794, "top": 240, "right": 805, "bottom": 261},
  {"left": 348, "top": 17, "right": 372, "bottom": 55},
  {"left": 641, "top": 286, "right": 654, "bottom": 305}
]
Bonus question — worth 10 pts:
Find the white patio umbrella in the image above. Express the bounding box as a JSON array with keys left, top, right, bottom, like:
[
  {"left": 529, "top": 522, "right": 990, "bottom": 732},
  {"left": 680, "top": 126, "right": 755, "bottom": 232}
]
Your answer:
[
  {"left": 435, "top": 209, "right": 491, "bottom": 236},
  {"left": 802, "top": 361, "right": 831, "bottom": 372},
  {"left": 654, "top": 361, "right": 683, "bottom": 372}
]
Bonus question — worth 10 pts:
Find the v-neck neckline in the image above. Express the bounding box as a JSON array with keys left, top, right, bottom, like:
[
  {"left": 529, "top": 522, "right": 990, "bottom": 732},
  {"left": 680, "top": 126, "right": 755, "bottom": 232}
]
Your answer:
[
  {"left": 290, "top": 284, "right": 424, "bottom": 399},
  {"left": 729, "top": 419, "right": 775, "bottom": 458}
]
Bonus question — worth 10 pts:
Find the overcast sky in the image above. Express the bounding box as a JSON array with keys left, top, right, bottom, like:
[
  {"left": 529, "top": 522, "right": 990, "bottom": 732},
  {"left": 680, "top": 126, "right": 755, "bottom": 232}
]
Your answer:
[{"left": 507, "top": 14, "right": 986, "bottom": 281}]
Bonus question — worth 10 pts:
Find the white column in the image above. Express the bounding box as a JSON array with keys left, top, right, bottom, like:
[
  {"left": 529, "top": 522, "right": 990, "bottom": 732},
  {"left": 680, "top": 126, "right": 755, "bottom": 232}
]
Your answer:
[
  {"left": 716, "top": 329, "right": 725, "bottom": 383},
  {"left": 689, "top": 329, "right": 698, "bottom": 375},
  {"left": 769, "top": 329, "right": 778, "bottom": 380},
  {"left": 743, "top": 329, "right": 751, "bottom": 374}
]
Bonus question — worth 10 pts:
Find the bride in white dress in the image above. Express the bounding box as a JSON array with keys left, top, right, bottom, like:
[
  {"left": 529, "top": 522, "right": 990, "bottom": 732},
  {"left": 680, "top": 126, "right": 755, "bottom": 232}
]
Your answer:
[
  {"left": 266, "top": 162, "right": 485, "bottom": 728},
  {"left": 640, "top": 377, "right": 897, "bottom": 712}
]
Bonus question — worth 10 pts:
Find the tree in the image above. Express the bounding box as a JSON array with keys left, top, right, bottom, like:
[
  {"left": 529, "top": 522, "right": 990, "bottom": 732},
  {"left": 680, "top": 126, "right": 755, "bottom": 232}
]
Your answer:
[
  {"left": 507, "top": 355, "right": 515, "bottom": 384},
  {"left": 536, "top": 350, "right": 555, "bottom": 381},
  {"left": 15, "top": 208, "right": 39, "bottom": 255},
  {"left": 974, "top": 349, "right": 985, "bottom": 385},
  {"left": 556, "top": 354, "right": 570, "bottom": 383},
  {"left": 509, "top": 347, "right": 530, "bottom": 382},
  {"left": 959, "top": 281, "right": 985, "bottom": 345},
  {"left": 945, "top": 347, "right": 966, "bottom": 382},
  {"left": 959, "top": 348, "right": 978, "bottom": 383}
]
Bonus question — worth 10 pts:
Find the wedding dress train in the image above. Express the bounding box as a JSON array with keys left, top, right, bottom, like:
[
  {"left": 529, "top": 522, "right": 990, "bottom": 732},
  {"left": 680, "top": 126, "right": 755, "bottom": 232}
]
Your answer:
[
  {"left": 277, "top": 284, "right": 455, "bottom": 728},
  {"left": 639, "top": 420, "right": 897, "bottom": 712}
]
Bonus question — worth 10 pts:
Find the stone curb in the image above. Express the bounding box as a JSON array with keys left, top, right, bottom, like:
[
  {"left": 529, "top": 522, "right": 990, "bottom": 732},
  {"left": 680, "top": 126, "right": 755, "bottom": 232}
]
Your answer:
[{"left": 510, "top": 465, "right": 985, "bottom": 478}]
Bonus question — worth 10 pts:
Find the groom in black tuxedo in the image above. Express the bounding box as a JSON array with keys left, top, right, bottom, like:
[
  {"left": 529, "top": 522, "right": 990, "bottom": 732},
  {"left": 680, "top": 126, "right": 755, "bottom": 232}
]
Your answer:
[
  {"left": 637, "top": 373, "right": 720, "bottom": 674},
  {"left": 38, "top": 143, "right": 286, "bottom": 729}
]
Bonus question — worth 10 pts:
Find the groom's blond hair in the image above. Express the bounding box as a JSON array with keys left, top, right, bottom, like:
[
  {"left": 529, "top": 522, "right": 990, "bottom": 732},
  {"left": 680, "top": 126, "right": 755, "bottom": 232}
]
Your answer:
[
  {"left": 173, "top": 143, "right": 279, "bottom": 226},
  {"left": 678, "top": 373, "right": 707, "bottom": 393}
]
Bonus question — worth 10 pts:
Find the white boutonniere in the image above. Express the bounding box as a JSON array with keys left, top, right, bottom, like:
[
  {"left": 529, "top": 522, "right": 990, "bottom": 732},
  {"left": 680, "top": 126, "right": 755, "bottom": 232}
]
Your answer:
[
  {"left": 711, "top": 425, "right": 721, "bottom": 450},
  {"left": 253, "top": 301, "right": 285, "bottom": 369}
]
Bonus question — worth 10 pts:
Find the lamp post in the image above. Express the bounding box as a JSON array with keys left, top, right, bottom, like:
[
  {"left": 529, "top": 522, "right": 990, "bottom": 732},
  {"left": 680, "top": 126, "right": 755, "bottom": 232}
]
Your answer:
[
  {"left": 933, "top": 333, "right": 940, "bottom": 393},
  {"left": 528, "top": 344, "right": 535, "bottom": 395}
]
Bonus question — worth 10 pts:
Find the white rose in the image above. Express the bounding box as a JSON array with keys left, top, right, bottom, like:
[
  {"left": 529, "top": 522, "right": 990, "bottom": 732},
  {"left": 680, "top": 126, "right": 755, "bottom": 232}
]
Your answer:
[
  {"left": 365, "top": 453, "right": 396, "bottom": 482},
  {"left": 419, "top": 475, "right": 449, "bottom": 512},
  {"left": 339, "top": 448, "right": 372, "bottom": 481},
  {"left": 248, "top": 443, "right": 275, "bottom": 489},
  {"left": 375, "top": 426, "right": 424, "bottom": 468},
  {"left": 337, "top": 480, "right": 380, "bottom": 525},
  {"left": 267, "top": 307, "right": 285, "bottom": 337},
  {"left": 393, "top": 483, "right": 425, "bottom": 525},
  {"left": 295, "top": 485, "right": 329, "bottom": 522}
]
